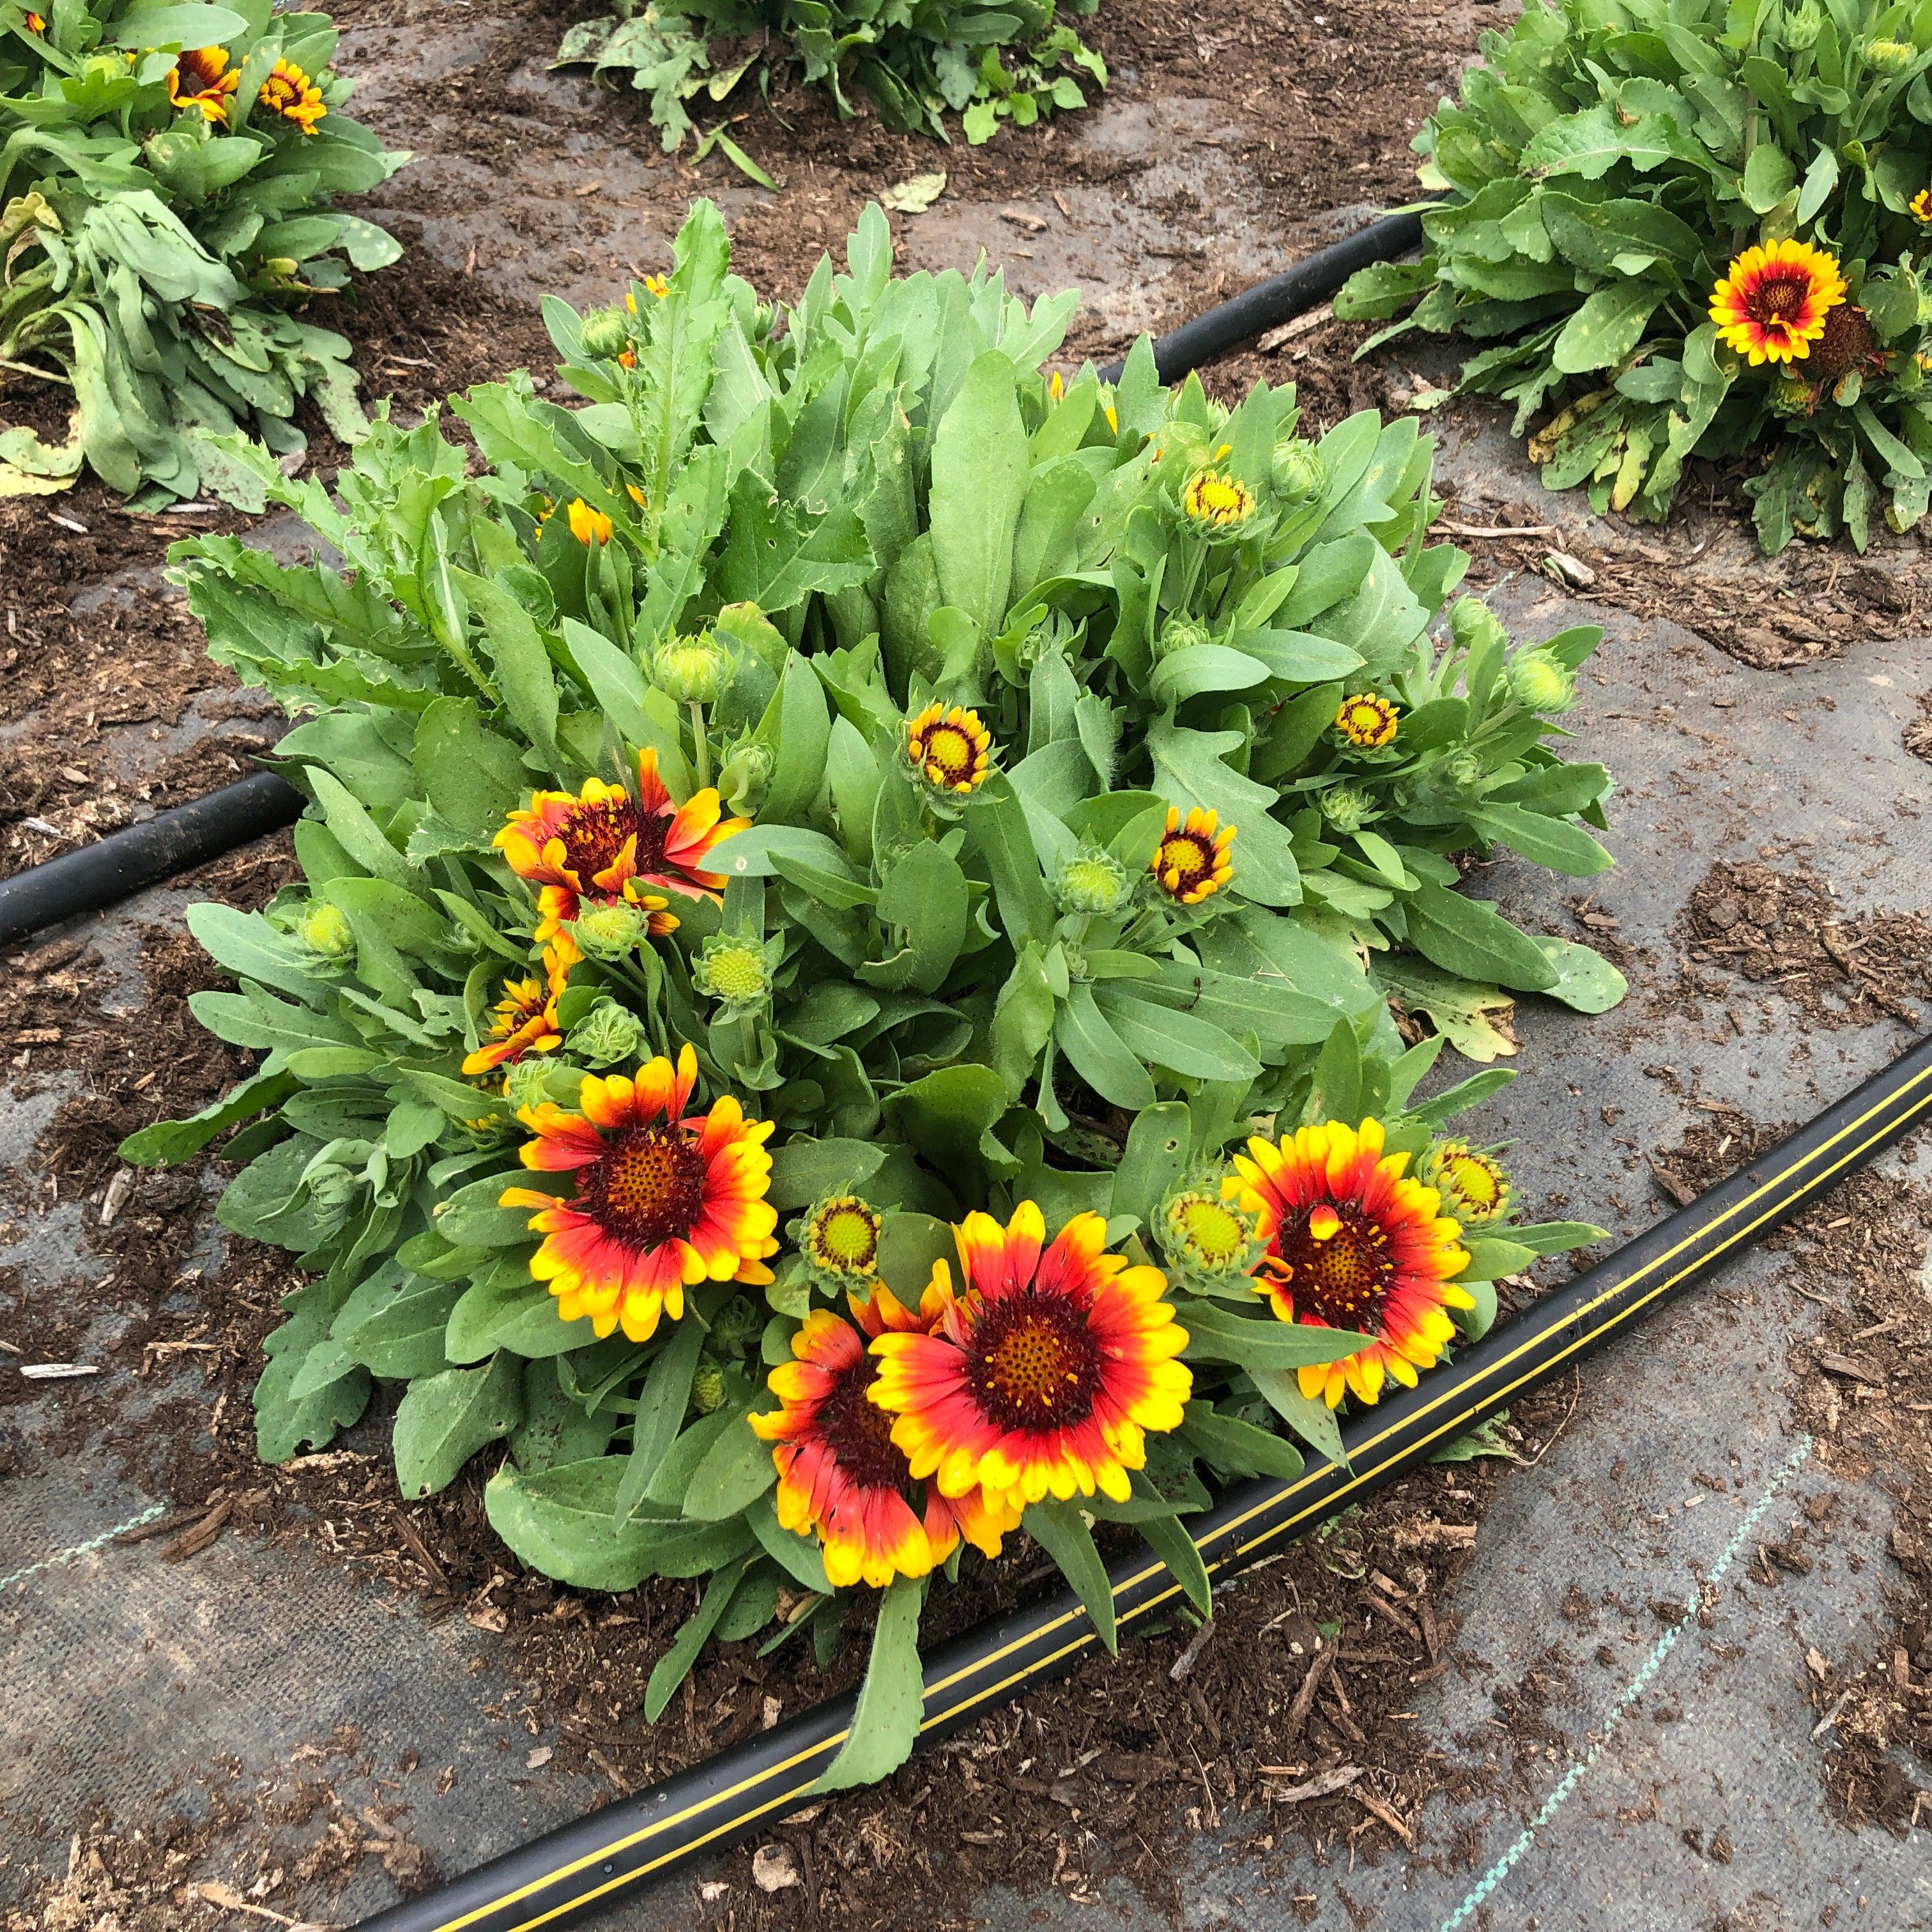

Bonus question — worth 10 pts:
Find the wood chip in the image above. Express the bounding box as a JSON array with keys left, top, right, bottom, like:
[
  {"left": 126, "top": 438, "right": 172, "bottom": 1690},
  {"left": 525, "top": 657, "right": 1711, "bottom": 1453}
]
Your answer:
[
  {"left": 160, "top": 1494, "right": 233, "bottom": 1560},
  {"left": 1170, "top": 1614, "right": 1215, "bottom": 1681},
  {"left": 1436, "top": 518, "right": 1556, "bottom": 539},
  {"left": 1353, "top": 1788, "right": 1415, "bottom": 1845},
  {"left": 1255, "top": 305, "right": 1331, "bottom": 353},
  {"left": 1814, "top": 1351, "right": 1885, "bottom": 1384},
  {"left": 1264, "top": 1763, "right": 1362, "bottom": 1804},
  {"left": 1280, "top": 1645, "right": 1331, "bottom": 1744},
  {"left": 20, "top": 1361, "right": 99, "bottom": 1380}
]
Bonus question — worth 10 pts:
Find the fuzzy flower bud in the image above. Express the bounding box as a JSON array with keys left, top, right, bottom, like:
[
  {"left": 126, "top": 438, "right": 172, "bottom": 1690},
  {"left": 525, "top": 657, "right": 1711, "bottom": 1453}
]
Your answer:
[
  {"left": 715, "top": 732, "right": 775, "bottom": 815},
  {"left": 1055, "top": 843, "right": 1134, "bottom": 918},
  {"left": 305, "top": 1162, "right": 360, "bottom": 1216},
  {"left": 1781, "top": 0, "right": 1822, "bottom": 45},
  {"left": 1448, "top": 596, "right": 1508, "bottom": 656},
  {"left": 569, "top": 998, "right": 647, "bottom": 1068},
  {"left": 578, "top": 306, "right": 632, "bottom": 360},
  {"left": 295, "top": 900, "right": 355, "bottom": 960},
  {"left": 1271, "top": 436, "right": 1325, "bottom": 502},
  {"left": 1506, "top": 647, "right": 1577, "bottom": 714},
  {"left": 693, "top": 933, "right": 778, "bottom": 1016},
  {"left": 1179, "top": 466, "right": 1259, "bottom": 537},
  {"left": 691, "top": 1356, "right": 727, "bottom": 1415},
  {"left": 711, "top": 1293, "right": 763, "bottom": 1349},
  {"left": 571, "top": 901, "right": 648, "bottom": 962},
  {"left": 1154, "top": 613, "right": 1213, "bottom": 661},
  {"left": 650, "top": 630, "right": 729, "bottom": 705},
  {"left": 1863, "top": 36, "right": 1915, "bottom": 70},
  {"left": 1320, "top": 785, "right": 1375, "bottom": 834},
  {"left": 1442, "top": 747, "right": 1489, "bottom": 792}
]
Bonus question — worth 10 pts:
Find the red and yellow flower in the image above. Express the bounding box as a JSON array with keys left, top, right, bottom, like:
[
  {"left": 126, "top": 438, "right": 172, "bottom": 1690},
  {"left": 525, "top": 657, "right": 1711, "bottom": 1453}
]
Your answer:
[
  {"left": 1913, "top": 188, "right": 1932, "bottom": 226},
  {"left": 257, "top": 57, "right": 325, "bottom": 135},
  {"left": 461, "top": 937, "right": 576, "bottom": 1076},
  {"left": 868, "top": 1204, "right": 1192, "bottom": 1514},
  {"left": 24, "top": 12, "right": 47, "bottom": 33},
  {"left": 753, "top": 1284, "right": 1017, "bottom": 1588},
  {"left": 1335, "top": 692, "right": 1400, "bottom": 749},
  {"left": 1234, "top": 1118, "right": 1472, "bottom": 1409},
  {"left": 494, "top": 747, "right": 748, "bottom": 940},
  {"left": 1709, "top": 238, "right": 1847, "bottom": 367},
  {"left": 501, "top": 1044, "right": 778, "bottom": 1342},
  {"left": 1150, "top": 804, "right": 1234, "bottom": 905},
  {"left": 906, "top": 703, "right": 992, "bottom": 796},
  {"left": 167, "top": 46, "right": 238, "bottom": 123}
]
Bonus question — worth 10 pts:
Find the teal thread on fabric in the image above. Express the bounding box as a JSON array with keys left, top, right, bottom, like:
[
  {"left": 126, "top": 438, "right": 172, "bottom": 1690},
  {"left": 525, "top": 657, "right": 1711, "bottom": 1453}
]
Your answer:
[
  {"left": 1437, "top": 1436, "right": 1814, "bottom": 1932},
  {"left": 0, "top": 1501, "right": 167, "bottom": 1593}
]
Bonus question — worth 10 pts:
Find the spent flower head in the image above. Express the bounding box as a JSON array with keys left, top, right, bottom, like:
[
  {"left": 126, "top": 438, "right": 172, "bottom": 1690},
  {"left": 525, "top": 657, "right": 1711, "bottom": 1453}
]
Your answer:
[
  {"left": 571, "top": 900, "right": 650, "bottom": 962},
  {"left": 691, "top": 1355, "right": 728, "bottom": 1414}
]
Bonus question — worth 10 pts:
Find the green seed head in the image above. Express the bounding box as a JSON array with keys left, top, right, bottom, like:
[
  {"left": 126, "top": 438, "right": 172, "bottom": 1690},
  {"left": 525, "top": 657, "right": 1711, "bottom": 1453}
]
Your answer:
[
  {"left": 570, "top": 998, "right": 647, "bottom": 1068},
  {"left": 1448, "top": 597, "right": 1508, "bottom": 657},
  {"left": 799, "top": 1193, "right": 884, "bottom": 1284},
  {"left": 693, "top": 933, "right": 776, "bottom": 1015},
  {"left": 501, "top": 1056, "right": 561, "bottom": 1111},
  {"left": 1056, "top": 843, "right": 1134, "bottom": 918},
  {"left": 1506, "top": 647, "right": 1577, "bottom": 714},
  {"left": 691, "top": 1356, "right": 727, "bottom": 1415},
  {"left": 571, "top": 901, "right": 648, "bottom": 962}
]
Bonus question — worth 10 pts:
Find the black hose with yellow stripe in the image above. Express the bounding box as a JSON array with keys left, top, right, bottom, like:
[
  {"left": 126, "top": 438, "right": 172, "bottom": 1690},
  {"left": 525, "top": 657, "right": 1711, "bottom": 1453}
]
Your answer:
[{"left": 360, "top": 1032, "right": 1932, "bottom": 1932}]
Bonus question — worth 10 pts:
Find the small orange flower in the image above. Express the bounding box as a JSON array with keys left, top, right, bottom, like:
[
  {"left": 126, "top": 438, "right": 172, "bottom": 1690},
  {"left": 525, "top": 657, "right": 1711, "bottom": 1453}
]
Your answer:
[
  {"left": 1150, "top": 805, "right": 1234, "bottom": 905},
  {"left": 461, "top": 937, "right": 576, "bottom": 1077},
  {"left": 495, "top": 748, "right": 749, "bottom": 940},
  {"left": 1709, "top": 238, "right": 1847, "bottom": 366},
  {"left": 868, "top": 1204, "right": 1193, "bottom": 1515},
  {"left": 905, "top": 703, "right": 992, "bottom": 795},
  {"left": 1335, "top": 692, "right": 1400, "bottom": 749},
  {"left": 257, "top": 57, "right": 326, "bottom": 135},
  {"left": 167, "top": 46, "right": 238, "bottom": 123},
  {"left": 625, "top": 276, "right": 668, "bottom": 312},
  {"left": 1181, "top": 468, "right": 1257, "bottom": 532},
  {"left": 1234, "top": 1118, "right": 1472, "bottom": 1409},
  {"left": 566, "top": 498, "right": 613, "bottom": 546},
  {"left": 501, "top": 1045, "right": 778, "bottom": 1342},
  {"left": 752, "top": 1284, "right": 1016, "bottom": 1588},
  {"left": 24, "top": 11, "right": 47, "bottom": 31}
]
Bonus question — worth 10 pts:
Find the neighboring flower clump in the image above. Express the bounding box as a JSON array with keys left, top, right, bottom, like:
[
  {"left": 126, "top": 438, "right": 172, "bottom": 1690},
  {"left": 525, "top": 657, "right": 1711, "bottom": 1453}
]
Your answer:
[
  {"left": 1337, "top": 0, "right": 1932, "bottom": 551},
  {"left": 0, "top": 1, "right": 408, "bottom": 503},
  {"left": 556, "top": 0, "right": 1106, "bottom": 155},
  {"left": 129, "top": 203, "right": 1614, "bottom": 1789}
]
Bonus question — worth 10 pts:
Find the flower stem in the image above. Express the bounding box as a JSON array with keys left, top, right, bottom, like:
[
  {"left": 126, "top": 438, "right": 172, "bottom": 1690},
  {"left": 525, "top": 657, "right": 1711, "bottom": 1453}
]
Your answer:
[{"left": 690, "top": 700, "right": 711, "bottom": 790}]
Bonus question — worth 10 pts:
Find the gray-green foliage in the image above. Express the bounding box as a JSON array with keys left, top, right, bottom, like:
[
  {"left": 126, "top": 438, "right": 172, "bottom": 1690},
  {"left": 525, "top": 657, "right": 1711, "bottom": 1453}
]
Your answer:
[{"left": 0, "top": 0, "right": 408, "bottom": 503}]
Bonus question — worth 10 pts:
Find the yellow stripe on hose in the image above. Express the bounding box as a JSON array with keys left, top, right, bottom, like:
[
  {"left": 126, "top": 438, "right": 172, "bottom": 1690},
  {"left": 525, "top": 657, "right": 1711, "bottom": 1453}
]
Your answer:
[{"left": 440, "top": 1054, "right": 1932, "bottom": 1932}]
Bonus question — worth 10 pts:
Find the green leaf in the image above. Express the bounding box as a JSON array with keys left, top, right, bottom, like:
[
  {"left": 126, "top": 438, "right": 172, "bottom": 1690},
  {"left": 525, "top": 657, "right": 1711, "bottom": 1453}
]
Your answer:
[
  {"left": 1179, "top": 1403, "right": 1306, "bottom": 1482},
  {"left": 1468, "top": 802, "right": 1613, "bottom": 876},
  {"left": 1508, "top": 1219, "right": 1606, "bottom": 1255},
  {"left": 256, "top": 1296, "right": 371, "bottom": 1464},
  {"left": 454, "top": 569, "right": 562, "bottom": 769},
  {"left": 1138, "top": 1509, "right": 1213, "bottom": 1617},
  {"left": 815, "top": 1574, "right": 926, "bottom": 1791},
  {"left": 392, "top": 1353, "right": 523, "bottom": 1498},
  {"left": 1551, "top": 283, "right": 1664, "bottom": 376},
  {"left": 1534, "top": 938, "right": 1628, "bottom": 1013},
  {"left": 614, "top": 1318, "right": 705, "bottom": 1516},
  {"left": 1249, "top": 1368, "right": 1348, "bottom": 1471},
  {"left": 118, "top": 1069, "right": 295, "bottom": 1167},
  {"left": 1742, "top": 142, "right": 1797, "bottom": 214},
  {"left": 1180, "top": 1303, "right": 1377, "bottom": 1372},
  {"left": 1025, "top": 1499, "right": 1118, "bottom": 1654},
  {"left": 1111, "top": 1102, "right": 1192, "bottom": 1228},
  {"left": 929, "top": 351, "right": 1029, "bottom": 634},
  {"left": 1460, "top": 1235, "right": 1536, "bottom": 1280},
  {"left": 645, "top": 1561, "right": 750, "bottom": 1721},
  {"left": 1404, "top": 884, "right": 1558, "bottom": 993},
  {"left": 683, "top": 1409, "right": 780, "bottom": 1521}
]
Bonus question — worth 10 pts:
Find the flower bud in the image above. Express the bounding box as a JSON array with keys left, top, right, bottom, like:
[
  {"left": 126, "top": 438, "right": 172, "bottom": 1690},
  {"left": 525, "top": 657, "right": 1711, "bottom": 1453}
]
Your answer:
[
  {"left": 715, "top": 732, "right": 775, "bottom": 815},
  {"left": 797, "top": 1194, "right": 884, "bottom": 1287},
  {"left": 1156, "top": 1179, "right": 1262, "bottom": 1282},
  {"left": 691, "top": 1355, "right": 727, "bottom": 1415},
  {"left": 569, "top": 998, "right": 647, "bottom": 1068},
  {"left": 711, "top": 1292, "right": 762, "bottom": 1349},
  {"left": 693, "top": 933, "right": 778, "bottom": 1016},
  {"left": 502, "top": 1055, "right": 563, "bottom": 1112},
  {"left": 1271, "top": 436, "right": 1325, "bottom": 502},
  {"left": 1154, "top": 613, "right": 1213, "bottom": 661},
  {"left": 1442, "top": 747, "right": 1489, "bottom": 792},
  {"left": 1505, "top": 647, "right": 1577, "bottom": 713},
  {"left": 1782, "top": 0, "right": 1822, "bottom": 47},
  {"left": 1319, "top": 784, "right": 1374, "bottom": 835},
  {"left": 295, "top": 900, "right": 355, "bottom": 960},
  {"left": 571, "top": 901, "right": 648, "bottom": 962},
  {"left": 1421, "top": 1140, "right": 1512, "bottom": 1225},
  {"left": 1055, "top": 843, "right": 1134, "bottom": 918},
  {"left": 1179, "top": 467, "right": 1259, "bottom": 537},
  {"left": 650, "top": 631, "right": 728, "bottom": 705},
  {"left": 306, "top": 1162, "right": 359, "bottom": 1215},
  {"left": 578, "top": 306, "right": 632, "bottom": 360},
  {"left": 1447, "top": 596, "right": 1508, "bottom": 656},
  {"left": 1863, "top": 36, "right": 1915, "bottom": 70}
]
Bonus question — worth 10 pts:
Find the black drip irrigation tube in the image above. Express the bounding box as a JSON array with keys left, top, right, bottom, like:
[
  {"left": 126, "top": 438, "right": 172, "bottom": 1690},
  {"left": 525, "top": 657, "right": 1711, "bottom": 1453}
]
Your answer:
[
  {"left": 0, "top": 206, "right": 1435, "bottom": 955},
  {"left": 0, "top": 770, "right": 303, "bottom": 950},
  {"left": 357, "top": 1032, "right": 1932, "bottom": 1932}
]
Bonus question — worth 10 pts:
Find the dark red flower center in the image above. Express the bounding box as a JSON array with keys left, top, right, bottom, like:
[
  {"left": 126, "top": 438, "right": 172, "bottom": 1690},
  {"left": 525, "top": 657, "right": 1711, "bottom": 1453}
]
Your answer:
[
  {"left": 822, "top": 1356, "right": 915, "bottom": 1494},
  {"left": 1269, "top": 1203, "right": 1393, "bottom": 1328},
  {"left": 558, "top": 795, "right": 648, "bottom": 886},
  {"left": 1747, "top": 275, "right": 1809, "bottom": 330},
  {"left": 967, "top": 1291, "right": 1103, "bottom": 1433},
  {"left": 576, "top": 1125, "right": 705, "bottom": 1248},
  {"left": 920, "top": 723, "right": 976, "bottom": 779},
  {"left": 1156, "top": 832, "right": 1213, "bottom": 894}
]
